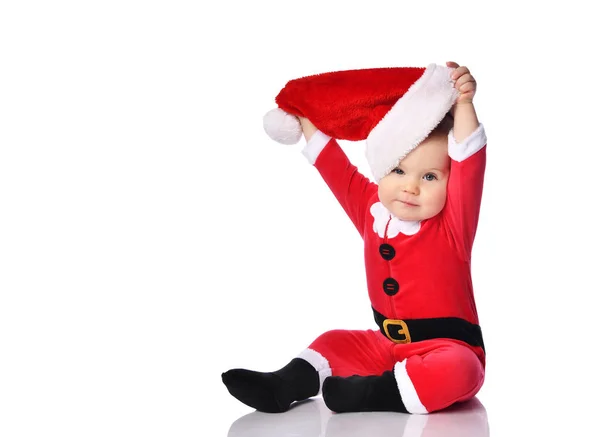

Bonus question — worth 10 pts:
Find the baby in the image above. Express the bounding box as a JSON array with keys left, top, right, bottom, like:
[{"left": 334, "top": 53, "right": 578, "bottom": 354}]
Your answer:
[{"left": 222, "top": 61, "right": 488, "bottom": 414}]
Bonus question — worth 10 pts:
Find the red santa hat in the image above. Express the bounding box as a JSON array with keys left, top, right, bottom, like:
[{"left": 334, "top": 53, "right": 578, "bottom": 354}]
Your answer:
[{"left": 263, "top": 63, "right": 459, "bottom": 182}]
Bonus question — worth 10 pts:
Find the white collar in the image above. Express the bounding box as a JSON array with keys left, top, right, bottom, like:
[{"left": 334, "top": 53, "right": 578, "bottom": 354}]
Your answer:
[{"left": 370, "top": 202, "right": 421, "bottom": 238}]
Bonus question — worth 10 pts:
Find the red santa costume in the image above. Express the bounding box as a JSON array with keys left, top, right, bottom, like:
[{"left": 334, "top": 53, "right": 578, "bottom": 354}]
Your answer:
[{"left": 223, "top": 63, "right": 488, "bottom": 415}]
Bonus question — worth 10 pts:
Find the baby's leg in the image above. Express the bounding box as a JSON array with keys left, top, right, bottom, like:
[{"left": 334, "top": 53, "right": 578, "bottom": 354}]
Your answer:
[
  {"left": 322, "top": 340, "right": 484, "bottom": 414},
  {"left": 302, "top": 329, "right": 411, "bottom": 412},
  {"left": 300, "top": 328, "right": 391, "bottom": 391},
  {"left": 393, "top": 342, "right": 485, "bottom": 414}
]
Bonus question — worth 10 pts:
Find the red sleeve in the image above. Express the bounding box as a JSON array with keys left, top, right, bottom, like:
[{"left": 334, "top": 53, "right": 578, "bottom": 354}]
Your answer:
[
  {"left": 442, "top": 142, "right": 487, "bottom": 262},
  {"left": 311, "top": 138, "right": 378, "bottom": 239}
]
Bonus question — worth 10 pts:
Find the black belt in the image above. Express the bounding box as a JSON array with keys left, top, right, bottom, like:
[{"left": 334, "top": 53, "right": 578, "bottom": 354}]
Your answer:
[{"left": 373, "top": 307, "right": 485, "bottom": 352}]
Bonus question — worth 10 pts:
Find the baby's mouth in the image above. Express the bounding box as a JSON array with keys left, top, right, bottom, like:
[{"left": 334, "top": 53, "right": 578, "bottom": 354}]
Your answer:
[{"left": 399, "top": 200, "right": 418, "bottom": 207}]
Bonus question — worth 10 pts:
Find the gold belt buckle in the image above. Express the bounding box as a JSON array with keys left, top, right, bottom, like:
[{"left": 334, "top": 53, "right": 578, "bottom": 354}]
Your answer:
[{"left": 383, "top": 319, "right": 411, "bottom": 344}]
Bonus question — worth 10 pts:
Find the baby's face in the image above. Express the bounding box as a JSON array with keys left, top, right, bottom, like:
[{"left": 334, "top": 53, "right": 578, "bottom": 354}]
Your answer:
[{"left": 378, "top": 134, "right": 450, "bottom": 221}]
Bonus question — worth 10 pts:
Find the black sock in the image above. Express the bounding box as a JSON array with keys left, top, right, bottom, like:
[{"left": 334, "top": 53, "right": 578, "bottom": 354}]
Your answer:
[
  {"left": 322, "top": 370, "right": 407, "bottom": 413},
  {"left": 222, "top": 358, "right": 319, "bottom": 413}
]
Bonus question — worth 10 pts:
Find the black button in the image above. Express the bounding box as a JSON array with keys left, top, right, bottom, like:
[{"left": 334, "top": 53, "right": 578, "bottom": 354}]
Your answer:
[
  {"left": 379, "top": 243, "right": 396, "bottom": 260},
  {"left": 383, "top": 278, "right": 399, "bottom": 296}
]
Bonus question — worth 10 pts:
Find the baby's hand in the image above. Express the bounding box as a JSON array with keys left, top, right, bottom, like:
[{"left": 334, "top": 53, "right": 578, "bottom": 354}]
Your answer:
[
  {"left": 446, "top": 61, "right": 477, "bottom": 105},
  {"left": 298, "top": 116, "right": 318, "bottom": 141}
]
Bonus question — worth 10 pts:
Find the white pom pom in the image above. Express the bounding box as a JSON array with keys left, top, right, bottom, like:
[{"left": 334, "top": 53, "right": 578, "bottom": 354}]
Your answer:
[{"left": 263, "top": 108, "right": 302, "bottom": 145}]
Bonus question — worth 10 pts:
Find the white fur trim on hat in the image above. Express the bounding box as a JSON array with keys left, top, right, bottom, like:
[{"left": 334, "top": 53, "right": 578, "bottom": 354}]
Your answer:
[
  {"left": 366, "top": 63, "right": 459, "bottom": 183},
  {"left": 263, "top": 107, "right": 303, "bottom": 145}
]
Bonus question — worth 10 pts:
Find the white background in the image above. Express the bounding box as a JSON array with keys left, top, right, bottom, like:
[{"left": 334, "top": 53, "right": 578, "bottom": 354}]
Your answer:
[{"left": 1, "top": 1, "right": 599, "bottom": 436}]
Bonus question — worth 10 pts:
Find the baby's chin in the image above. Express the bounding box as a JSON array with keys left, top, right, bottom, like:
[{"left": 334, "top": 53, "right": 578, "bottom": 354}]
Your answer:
[{"left": 391, "top": 205, "right": 438, "bottom": 222}]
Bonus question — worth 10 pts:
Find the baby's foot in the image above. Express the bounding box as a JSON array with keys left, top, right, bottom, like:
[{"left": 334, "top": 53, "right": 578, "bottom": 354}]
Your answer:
[
  {"left": 222, "top": 368, "right": 292, "bottom": 413},
  {"left": 322, "top": 371, "right": 407, "bottom": 413},
  {"left": 222, "top": 358, "right": 319, "bottom": 413}
]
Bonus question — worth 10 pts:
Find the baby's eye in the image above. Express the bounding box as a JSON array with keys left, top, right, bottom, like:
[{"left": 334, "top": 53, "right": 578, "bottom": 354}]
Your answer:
[
  {"left": 423, "top": 173, "right": 438, "bottom": 181},
  {"left": 392, "top": 168, "right": 404, "bottom": 175}
]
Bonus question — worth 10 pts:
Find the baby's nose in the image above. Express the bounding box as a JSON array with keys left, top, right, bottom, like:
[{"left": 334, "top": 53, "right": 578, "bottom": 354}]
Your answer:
[{"left": 402, "top": 182, "right": 419, "bottom": 195}]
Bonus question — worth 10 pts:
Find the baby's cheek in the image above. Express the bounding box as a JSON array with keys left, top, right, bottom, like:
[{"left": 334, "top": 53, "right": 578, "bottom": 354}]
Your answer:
[
  {"left": 430, "top": 188, "right": 448, "bottom": 211},
  {"left": 439, "top": 191, "right": 449, "bottom": 209},
  {"left": 380, "top": 196, "right": 394, "bottom": 212},
  {"left": 378, "top": 184, "right": 394, "bottom": 206}
]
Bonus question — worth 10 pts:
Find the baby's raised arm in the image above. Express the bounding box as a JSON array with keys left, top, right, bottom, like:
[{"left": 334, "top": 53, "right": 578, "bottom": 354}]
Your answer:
[
  {"left": 298, "top": 117, "right": 378, "bottom": 239},
  {"left": 443, "top": 63, "right": 487, "bottom": 261}
]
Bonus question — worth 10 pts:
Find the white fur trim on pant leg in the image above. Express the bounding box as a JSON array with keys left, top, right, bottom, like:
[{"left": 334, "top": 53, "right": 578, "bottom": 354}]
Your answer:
[
  {"left": 448, "top": 123, "right": 487, "bottom": 162},
  {"left": 297, "top": 348, "right": 332, "bottom": 395},
  {"left": 394, "top": 360, "right": 429, "bottom": 414},
  {"left": 301, "top": 130, "right": 332, "bottom": 165}
]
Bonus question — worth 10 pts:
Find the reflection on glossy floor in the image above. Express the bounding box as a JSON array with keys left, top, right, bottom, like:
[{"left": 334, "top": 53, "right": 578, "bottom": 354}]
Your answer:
[{"left": 228, "top": 396, "right": 489, "bottom": 437}]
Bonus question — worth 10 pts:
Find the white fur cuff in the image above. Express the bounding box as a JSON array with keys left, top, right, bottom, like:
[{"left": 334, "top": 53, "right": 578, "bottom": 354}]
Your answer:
[
  {"left": 297, "top": 348, "right": 332, "bottom": 394},
  {"left": 448, "top": 123, "right": 487, "bottom": 162},
  {"left": 301, "top": 130, "right": 332, "bottom": 165},
  {"left": 394, "top": 360, "right": 428, "bottom": 414}
]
